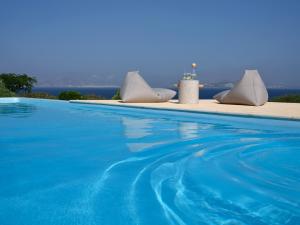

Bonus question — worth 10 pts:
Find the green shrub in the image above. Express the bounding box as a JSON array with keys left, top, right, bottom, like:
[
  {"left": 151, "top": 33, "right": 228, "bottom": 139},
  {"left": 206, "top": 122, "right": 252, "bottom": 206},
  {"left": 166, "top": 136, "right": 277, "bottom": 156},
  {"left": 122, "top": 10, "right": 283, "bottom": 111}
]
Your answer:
[
  {"left": 0, "top": 80, "right": 15, "bottom": 97},
  {"left": 112, "top": 89, "right": 121, "bottom": 100},
  {"left": 20, "top": 92, "right": 57, "bottom": 99},
  {"left": 270, "top": 94, "right": 300, "bottom": 103},
  {"left": 81, "top": 94, "right": 105, "bottom": 100},
  {"left": 58, "top": 91, "right": 82, "bottom": 100}
]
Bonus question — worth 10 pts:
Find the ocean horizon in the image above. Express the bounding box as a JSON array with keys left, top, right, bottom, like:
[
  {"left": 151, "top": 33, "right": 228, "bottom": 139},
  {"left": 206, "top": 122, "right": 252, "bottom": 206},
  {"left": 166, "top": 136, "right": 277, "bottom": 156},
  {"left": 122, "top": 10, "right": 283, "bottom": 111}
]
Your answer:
[{"left": 33, "top": 87, "right": 300, "bottom": 99}]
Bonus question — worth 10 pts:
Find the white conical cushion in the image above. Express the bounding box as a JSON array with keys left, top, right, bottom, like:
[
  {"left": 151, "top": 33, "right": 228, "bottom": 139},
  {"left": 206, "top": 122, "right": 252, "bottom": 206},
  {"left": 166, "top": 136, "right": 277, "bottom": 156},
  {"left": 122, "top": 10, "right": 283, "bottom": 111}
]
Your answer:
[
  {"left": 120, "top": 71, "right": 176, "bottom": 103},
  {"left": 214, "top": 70, "right": 268, "bottom": 106}
]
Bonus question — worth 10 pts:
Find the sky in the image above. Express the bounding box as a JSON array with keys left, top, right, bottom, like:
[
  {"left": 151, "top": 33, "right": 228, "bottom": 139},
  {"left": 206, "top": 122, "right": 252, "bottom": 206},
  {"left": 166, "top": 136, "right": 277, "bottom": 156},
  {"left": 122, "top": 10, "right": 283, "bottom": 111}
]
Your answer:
[{"left": 0, "top": 0, "right": 300, "bottom": 87}]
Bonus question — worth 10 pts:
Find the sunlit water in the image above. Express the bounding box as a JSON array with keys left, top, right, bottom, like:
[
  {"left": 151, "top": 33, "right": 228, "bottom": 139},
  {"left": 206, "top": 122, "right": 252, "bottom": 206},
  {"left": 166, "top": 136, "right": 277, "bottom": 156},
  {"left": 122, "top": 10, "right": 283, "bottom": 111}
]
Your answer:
[{"left": 0, "top": 98, "right": 299, "bottom": 225}]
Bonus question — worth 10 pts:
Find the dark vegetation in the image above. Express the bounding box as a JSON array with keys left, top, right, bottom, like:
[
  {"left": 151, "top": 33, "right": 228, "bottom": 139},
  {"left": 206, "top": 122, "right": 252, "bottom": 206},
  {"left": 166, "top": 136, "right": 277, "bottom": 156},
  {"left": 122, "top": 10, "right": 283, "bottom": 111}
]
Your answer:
[
  {"left": 0, "top": 73, "right": 37, "bottom": 93},
  {"left": 81, "top": 94, "right": 105, "bottom": 100},
  {"left": 57, "top": 91, "right": 106, "bottom": 100},
  {"left": 58, "top": 91, "right": 82, "bottom": 100},
  {"left": 21, "top": 92, "right": 57, "bottom": 99},
  {"left": 0, "top": 73, "right": 108, "bottom": 100},
  {"left": 20, "top": 91, "right": 107, "bottom": 100},
  {"left": 0, "top": 80, "right": 15, "bottom": 97},
  {"left": 270, "top": 94, "right": 300, "bottom": 103},
  {"left": 112, "top": 89, "right": 121, "bottom": 100}
]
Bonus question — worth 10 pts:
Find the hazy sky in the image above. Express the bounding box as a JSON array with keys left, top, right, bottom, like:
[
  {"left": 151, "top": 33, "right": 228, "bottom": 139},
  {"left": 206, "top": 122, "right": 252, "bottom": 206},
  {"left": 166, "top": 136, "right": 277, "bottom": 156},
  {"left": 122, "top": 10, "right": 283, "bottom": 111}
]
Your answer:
[{"left": 0, "top": 0, "right": 299, "bottom": 87}]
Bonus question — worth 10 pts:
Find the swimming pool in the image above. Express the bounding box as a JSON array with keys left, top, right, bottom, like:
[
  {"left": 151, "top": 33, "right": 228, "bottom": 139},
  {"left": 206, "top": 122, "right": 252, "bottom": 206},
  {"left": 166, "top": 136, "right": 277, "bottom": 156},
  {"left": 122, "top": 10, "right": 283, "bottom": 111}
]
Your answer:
[{"left": 0, "top": 98, "right": 299, "bottom": 225}]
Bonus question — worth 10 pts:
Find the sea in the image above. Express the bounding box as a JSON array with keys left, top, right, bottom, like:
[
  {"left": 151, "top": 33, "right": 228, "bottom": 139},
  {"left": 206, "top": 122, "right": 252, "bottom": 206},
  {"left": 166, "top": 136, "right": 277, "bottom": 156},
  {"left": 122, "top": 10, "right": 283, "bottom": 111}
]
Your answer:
[{"left": 32, "top": 87, "right": 300, "bottom": 99}]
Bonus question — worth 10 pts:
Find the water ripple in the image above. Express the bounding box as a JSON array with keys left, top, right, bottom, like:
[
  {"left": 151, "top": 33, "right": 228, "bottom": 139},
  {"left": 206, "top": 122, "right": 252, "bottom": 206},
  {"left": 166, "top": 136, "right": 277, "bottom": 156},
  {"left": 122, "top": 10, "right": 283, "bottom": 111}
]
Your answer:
[{"left": 78, "top": 131, "right": 300, "bottom": 225}]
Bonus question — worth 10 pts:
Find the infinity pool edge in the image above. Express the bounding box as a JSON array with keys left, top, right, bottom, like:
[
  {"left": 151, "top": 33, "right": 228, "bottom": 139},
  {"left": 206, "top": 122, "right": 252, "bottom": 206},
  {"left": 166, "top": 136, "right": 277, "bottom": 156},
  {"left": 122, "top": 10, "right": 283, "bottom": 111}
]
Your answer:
[{"left": 70, "top": 99, "right": 300, "bottom": 121}]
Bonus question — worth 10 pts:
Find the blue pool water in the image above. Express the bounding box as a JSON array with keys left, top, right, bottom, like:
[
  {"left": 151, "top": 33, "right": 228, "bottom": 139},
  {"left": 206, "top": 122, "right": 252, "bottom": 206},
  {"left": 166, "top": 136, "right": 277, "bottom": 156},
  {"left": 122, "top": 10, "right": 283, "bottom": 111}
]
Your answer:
[{"left": 0, "top": 98, "right": 300, "bottom": 225}]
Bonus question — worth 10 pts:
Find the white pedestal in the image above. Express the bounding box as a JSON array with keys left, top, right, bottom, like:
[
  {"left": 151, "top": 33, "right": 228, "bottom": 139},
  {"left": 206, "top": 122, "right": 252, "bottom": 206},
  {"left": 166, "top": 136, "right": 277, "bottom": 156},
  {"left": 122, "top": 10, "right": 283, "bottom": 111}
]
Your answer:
[{"left": 178, "top": 80, "right": 199, "bottom": 104}]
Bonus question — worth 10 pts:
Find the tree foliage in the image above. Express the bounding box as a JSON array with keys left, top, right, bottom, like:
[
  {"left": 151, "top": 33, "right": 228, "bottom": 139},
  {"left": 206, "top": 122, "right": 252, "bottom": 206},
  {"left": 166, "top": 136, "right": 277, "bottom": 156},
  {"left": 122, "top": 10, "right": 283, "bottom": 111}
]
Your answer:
[
  {"left": 0, "top": 80, "right": 15, "bottom": 97},
  {"left": 0, "top": 73, "right": 37, "bottom": 93},
  {"left": 58, "top": 91, "right": 82, "bottom": 100}
]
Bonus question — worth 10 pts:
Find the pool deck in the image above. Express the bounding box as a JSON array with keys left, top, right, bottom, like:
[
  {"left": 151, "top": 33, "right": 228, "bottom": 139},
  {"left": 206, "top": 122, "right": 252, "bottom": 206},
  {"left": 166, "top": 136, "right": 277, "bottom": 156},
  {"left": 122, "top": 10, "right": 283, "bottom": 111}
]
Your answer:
[{"left": 70, "top": 99, "right": 300, "bottom": 120}]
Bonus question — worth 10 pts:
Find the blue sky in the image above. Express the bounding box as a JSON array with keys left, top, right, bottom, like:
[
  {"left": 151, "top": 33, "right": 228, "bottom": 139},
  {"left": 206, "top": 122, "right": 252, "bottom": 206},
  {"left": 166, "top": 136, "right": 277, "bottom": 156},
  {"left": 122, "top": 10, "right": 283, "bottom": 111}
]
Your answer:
[{"left": 0, "top": 0, "right": 299, "bottom": 87}]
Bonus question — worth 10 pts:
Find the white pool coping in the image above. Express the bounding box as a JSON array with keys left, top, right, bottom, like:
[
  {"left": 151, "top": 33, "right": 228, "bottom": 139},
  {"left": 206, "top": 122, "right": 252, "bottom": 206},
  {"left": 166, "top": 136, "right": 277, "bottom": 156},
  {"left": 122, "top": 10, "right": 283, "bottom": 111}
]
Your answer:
[
  {"left": 70, "top": 99, "right": 300, "bottom": 121},
  {"left": 0, "top": 97, "right": 20, "bottom": 103}
]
